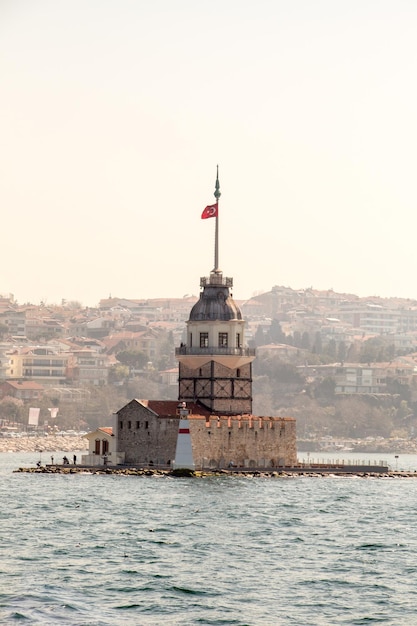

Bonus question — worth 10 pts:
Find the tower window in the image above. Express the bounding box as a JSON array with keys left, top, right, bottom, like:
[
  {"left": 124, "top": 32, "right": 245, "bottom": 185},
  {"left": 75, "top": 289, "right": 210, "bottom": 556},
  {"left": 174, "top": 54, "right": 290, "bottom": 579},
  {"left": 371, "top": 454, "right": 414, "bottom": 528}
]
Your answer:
[
  {"left": 218, "top": 332, "right": 228, "bottom": 347},
  {"left": 236, "top": 333, "right": 241, "bottom": 348},
  {"left": 190, "top": 333, "right": 192, "bottom": 347},
  {"left": 200, "top": 332, "right": 209, "bottom": 348},
  {"left": 237, "top": 368, "right": 241, "bottom": 377},
  {"left": 199, "top": 368, "right": 202, "bottom": 376}
]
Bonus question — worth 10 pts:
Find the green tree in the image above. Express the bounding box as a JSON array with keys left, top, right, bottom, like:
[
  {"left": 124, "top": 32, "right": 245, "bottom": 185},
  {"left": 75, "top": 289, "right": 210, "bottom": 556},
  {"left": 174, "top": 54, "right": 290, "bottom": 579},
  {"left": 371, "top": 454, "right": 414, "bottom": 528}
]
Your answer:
[
  {"left": 387, "top": 343, "right": 396, "bottom": 361},
  {"left": 116, "top": 350, "right": 148, "bottom": 370},
  {"left": 337, "top": 341, "right": 347, "bottom": 362},
  {"left": 0, "top": 397, "right": 24, "bottom": 424},
  {"left": 267, "top": 319, "right": 286, "bottom": 344},
  {"left": 315, "top": 377, "right": 336, "bottom": 399},
  {"left": 313, "top": 332, "right": 323, "bottom": 355},
  {"left": 359, "top": 337, "right": 389, "bottom": 363},
  {"left": 293, "top": 331, "right": 301, "bottom": 348},
  {"left": 156, "top": 331, "right": 175, "bottom": 370},
  {"left": 326, "top": 339, "right": 337, "bottom": 360},
  {"left": 254, "top": 325, "right": 266, "bottom": 347},
  {"left": 301, "top": 331, "right": 310, "bottom": 350},
  {"left": 108, "top": 364, "right": 129, "bottom": 383}
]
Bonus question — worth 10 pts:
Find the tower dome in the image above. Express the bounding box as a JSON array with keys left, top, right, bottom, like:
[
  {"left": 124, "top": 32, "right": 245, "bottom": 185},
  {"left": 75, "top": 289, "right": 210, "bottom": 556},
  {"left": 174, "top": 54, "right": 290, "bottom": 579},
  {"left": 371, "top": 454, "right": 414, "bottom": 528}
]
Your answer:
[{"left": 189, "top": 274, "right": 242, "bottom": 322}]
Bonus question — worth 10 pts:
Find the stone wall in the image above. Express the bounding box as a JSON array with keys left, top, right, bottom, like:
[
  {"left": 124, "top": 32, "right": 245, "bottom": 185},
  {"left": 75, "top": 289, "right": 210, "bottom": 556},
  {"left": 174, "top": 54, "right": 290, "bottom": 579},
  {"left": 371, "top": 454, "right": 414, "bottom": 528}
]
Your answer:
[
  {"left": 117, "top": 402, "right": 178, "bottom": 465},
  {"left": 117, "top": 401, "right": 297, "bottom": 468},
  {"left": 188, "top": 415, "right": 297, "bottom": 468}
]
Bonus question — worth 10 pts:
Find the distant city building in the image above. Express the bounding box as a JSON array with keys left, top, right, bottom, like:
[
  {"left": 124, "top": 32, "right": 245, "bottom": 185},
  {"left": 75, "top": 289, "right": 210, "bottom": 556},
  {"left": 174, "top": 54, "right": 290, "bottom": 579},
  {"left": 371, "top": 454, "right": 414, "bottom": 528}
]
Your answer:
[
  {"left": 0, "top": 380, "right": 44, "bottom": 401},
  {"left": 8, "top": 347, "right": 69, "bottom": 386}
]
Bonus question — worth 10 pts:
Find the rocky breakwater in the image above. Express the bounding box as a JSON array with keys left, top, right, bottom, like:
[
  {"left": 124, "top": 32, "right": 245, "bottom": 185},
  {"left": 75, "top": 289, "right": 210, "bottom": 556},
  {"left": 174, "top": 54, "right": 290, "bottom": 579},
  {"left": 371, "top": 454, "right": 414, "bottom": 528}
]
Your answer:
[
  {"left": 0, "top": 434, "right": 88, "bottom": 454},
  {"left": 15, "top": 466, "right": 416, "bottom": 478}
]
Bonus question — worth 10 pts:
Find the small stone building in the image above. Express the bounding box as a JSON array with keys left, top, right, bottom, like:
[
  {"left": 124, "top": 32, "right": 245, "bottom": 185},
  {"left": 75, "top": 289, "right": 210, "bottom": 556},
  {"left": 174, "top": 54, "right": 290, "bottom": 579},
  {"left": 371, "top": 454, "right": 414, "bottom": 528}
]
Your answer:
[{"left": 116, "top": 399, "right": 296, "bottom": 468}]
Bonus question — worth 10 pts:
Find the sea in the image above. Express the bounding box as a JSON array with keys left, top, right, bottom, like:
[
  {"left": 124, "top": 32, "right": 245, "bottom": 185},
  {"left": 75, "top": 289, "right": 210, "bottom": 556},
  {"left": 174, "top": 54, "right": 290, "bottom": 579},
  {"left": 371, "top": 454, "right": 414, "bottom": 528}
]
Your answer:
[{"left": 2, "top": 450, "right": 417, "bottom": 626}]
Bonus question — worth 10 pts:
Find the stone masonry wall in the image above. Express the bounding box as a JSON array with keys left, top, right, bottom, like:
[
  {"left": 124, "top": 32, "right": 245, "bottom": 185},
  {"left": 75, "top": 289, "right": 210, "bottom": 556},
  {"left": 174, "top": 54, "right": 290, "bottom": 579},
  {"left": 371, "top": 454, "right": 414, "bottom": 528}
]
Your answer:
[
  {"left": 117, "top": 403, "right": 178, "bottom": 465},
  {"left": 189, "top": 415, "right": 297, "bottom": 468},
  {"left": 117, "top": 402, "right": 297, "bottom": 468}
]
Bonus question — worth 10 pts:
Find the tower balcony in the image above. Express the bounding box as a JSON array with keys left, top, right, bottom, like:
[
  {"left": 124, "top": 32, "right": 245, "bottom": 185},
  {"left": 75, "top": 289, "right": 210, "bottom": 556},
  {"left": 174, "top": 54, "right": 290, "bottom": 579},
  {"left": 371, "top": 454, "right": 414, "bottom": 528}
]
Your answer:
[
  {"left": 175, "top": 345, "right": 256, "bottom": 369},
  {"left": 175, "top": 346, "right": 255, "bottom": 358}
]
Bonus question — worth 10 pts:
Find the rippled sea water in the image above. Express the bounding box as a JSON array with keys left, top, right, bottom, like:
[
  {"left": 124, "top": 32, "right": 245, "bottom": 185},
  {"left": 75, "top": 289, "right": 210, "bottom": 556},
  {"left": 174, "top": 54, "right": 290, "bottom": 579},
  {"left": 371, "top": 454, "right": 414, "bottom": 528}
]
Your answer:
[{"left": 2, "top": 452, "right": 417, "bottom": 625}]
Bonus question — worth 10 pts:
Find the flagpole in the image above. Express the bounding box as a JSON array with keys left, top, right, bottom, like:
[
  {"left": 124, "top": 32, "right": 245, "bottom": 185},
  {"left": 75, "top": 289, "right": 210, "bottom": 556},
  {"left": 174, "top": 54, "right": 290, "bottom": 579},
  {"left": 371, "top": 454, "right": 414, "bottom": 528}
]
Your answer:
[{"left": 214, "top": 165, "right": 221, "bottom": 272}]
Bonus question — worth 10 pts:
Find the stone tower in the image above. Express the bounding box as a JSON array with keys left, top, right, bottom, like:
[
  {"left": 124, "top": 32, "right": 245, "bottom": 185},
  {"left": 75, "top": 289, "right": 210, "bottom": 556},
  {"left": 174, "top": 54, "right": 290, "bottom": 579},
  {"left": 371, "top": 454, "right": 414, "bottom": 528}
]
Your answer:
[{"left": 175, "top": 169, "right": 256, "bottom": 414}]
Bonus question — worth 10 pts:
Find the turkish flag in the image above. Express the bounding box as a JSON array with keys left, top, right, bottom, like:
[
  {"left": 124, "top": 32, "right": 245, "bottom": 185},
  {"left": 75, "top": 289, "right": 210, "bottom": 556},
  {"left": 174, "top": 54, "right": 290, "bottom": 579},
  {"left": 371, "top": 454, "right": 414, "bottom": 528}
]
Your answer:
[{"left": 201, "top": 203, "right": 218, "bottom": 219}]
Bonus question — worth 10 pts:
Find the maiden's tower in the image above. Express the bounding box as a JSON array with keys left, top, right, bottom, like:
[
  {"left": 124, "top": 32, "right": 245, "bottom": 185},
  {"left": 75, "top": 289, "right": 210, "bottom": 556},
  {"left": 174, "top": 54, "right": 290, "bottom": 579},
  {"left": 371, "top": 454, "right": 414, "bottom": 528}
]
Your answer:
[{"left": 116, "top": 170, "right": 296, "bottom": 468}]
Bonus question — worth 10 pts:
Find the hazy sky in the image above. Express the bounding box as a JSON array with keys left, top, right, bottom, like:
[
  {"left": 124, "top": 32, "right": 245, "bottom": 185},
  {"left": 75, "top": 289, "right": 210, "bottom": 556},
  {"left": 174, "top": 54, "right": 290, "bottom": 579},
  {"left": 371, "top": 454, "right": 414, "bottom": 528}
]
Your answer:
[{"left": 2, "top": 1, "right": 417, "bottom": 306}]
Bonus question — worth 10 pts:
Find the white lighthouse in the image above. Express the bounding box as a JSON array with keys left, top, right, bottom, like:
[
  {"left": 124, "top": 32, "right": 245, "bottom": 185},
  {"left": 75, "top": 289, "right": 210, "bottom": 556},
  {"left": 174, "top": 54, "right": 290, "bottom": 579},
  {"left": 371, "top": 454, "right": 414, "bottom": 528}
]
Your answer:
[{"left": 173, "top": 402, "right": 195, "bottom": 470}]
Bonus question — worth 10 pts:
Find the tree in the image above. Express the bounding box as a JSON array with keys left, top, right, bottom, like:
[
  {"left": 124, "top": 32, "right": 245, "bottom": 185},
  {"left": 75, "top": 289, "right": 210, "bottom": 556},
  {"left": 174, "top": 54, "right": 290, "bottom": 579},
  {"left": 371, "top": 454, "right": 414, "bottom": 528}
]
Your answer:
[
  {"left": 315, "top": 377, "right": 336, "bottom": 399},
  {"left": 385, "top": 378, "right": 411, "bottom": 402},
  {"left": 301, "top": 331, "right": 310, "bottom": 350},
  {"left": 116, "top": 350, "right": 148, "bottom": 371},
  {"left": 293, "top": 331, "right": 301, "bottom": 348},
  {"left": 267, "top": 319, "right": 286, "bottom": 344},
  {"left": 156, "top": 331, "right": 175, "bottom": 370},
  {"left": 108, "top": 364, "right": 129, "bottom": 383},
  {"left": 337, "top": 341, "right": 347, "bottom": 362},
  {"left": 387, "top": 343, "right": 396, "bottom": 361},
  {"left": 326, "top": 339, "right": 337, "bottom": 360},
  {"left": 346, "top": 342, "right": 360, "bottom": 362},
  {"left": 359, "top": 337, "right": 389, "bottom": 363},
  {"left": 0, "top": 397, "right": 24, "bottom": 424},
  {"left": 313, "top": 332, "right": 323, "bottom": 355},
  {"left": 254, "top": 325, "right": 266, "bottom": 347}
]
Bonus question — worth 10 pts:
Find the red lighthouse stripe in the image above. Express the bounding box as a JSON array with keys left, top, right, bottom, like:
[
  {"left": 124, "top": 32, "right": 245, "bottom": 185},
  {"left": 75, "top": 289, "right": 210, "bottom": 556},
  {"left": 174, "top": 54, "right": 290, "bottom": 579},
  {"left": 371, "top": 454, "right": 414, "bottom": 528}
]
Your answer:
[{"left": 178, "top": 428, "right": 190, "bottom": 434}]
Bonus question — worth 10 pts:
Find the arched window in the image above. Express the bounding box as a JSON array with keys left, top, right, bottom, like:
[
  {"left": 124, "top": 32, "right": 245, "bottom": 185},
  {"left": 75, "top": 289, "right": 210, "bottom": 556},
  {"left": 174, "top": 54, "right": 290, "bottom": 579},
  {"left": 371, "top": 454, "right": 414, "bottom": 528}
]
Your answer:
[
  {"left": 102, "top": 439, "right": 109, "bottom": 455},
  {"left": 94, "top": 439, "right": 100, "bottom": 455}
]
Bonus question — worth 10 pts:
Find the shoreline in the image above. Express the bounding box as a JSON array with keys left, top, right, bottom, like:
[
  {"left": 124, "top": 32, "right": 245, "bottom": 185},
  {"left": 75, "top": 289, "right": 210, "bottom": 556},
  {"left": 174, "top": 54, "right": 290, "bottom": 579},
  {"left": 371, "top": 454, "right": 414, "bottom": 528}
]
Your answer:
[
  {"left": 0, "top": 435, "right": 88, "bottom": 454},
  {"left": 13, "top": 465, "right": 416, "bottom": 478}
]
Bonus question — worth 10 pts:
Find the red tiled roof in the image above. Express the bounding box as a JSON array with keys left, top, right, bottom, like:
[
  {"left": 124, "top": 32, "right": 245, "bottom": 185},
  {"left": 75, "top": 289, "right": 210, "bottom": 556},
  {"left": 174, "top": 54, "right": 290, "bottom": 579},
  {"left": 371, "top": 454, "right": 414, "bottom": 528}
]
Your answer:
[
  {"left": 4, "top": 380, "right": 44, "bottom": 390},
  {"left": 98, "top": 427, "right": 113, "bottom": 435}
]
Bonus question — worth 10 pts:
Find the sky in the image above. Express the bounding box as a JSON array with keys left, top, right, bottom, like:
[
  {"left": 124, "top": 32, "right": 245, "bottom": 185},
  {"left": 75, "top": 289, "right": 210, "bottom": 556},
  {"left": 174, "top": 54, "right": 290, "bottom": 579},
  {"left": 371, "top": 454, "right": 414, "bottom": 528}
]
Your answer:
[{"left": 2, "top": 0, "right": 417, "bottom": 307}]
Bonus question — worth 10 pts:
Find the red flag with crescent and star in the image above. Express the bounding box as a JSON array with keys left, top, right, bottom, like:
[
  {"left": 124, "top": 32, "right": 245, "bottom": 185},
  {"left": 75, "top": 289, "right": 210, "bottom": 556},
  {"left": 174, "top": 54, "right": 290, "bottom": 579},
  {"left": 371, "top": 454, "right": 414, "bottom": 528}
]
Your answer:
[{"left": 201, "top": 203, "right": 218, "bottom": 219}]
